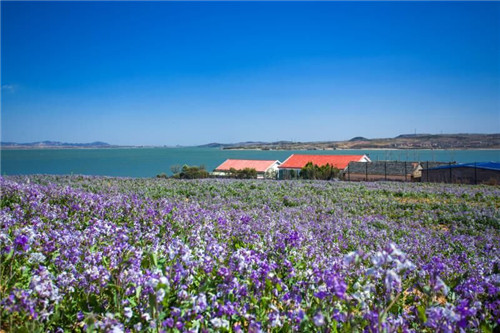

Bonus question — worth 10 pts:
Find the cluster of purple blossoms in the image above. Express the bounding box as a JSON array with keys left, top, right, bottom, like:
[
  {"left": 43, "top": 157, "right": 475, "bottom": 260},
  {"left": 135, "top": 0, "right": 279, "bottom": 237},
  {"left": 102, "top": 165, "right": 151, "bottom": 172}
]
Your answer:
[{"left": 0, "top": 175, "right": 498, "bottom": 331}]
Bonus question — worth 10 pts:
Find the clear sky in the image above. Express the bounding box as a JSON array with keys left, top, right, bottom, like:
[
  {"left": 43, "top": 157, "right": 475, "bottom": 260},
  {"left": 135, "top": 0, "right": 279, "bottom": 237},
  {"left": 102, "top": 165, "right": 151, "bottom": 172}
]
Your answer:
[{"left": 1, "top": 1, "right": 499, "bottom": 146}]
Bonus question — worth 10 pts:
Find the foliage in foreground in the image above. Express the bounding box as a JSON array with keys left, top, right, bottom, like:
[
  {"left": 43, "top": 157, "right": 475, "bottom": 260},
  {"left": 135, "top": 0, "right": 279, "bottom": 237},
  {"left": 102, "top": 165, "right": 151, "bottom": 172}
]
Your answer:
[{"left": 1, "top": 175, "right": 499, "bottom": 332}]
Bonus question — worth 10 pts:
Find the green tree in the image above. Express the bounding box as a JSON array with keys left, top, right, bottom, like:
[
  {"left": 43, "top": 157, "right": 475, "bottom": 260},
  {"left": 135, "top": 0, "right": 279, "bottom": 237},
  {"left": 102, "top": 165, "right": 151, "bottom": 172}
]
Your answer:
[
  {"left": 229, "top": 168, "right": 257, "bottom": 179},
  {"left": 170, "top": 164, "right": 181, "bottom": 175},
  {"left": 176, "top": 165, "right": 210, "bottom": 179},
  {"left": 300, "top": 162, "right": 340, "bottom": 180}
]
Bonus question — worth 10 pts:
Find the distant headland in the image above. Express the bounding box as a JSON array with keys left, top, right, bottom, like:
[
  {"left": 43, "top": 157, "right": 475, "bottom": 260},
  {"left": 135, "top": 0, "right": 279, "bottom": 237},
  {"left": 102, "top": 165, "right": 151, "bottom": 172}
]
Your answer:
[
  {"left": 0, "top": 141, "right": 118, "bottom": 149},
  {"left": 1, "top": 133, "right": 499, "bottom": 150},
  {"left": 199, "top": 134, "right": 500, "bottom": 150}
]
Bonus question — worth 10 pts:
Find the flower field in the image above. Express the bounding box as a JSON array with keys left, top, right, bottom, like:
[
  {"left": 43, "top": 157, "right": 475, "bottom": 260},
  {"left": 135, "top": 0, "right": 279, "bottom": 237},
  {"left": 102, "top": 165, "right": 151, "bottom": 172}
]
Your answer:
[{"left": 1, "top": 175, "right": 499, "bottom": 332}]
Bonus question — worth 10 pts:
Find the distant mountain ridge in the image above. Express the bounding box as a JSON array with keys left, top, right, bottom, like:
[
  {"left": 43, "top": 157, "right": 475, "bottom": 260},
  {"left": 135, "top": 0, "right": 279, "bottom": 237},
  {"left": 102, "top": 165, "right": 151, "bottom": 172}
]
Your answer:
[
  {"left": 1, "top": 141, "right": 112, "bottom": 148},
  {"left": 212, "top": 134, "right": 500, "bottom": 150},
  {"left": 2, "top": 133, "right": 499, "bottom": 150},
  {"left": 197, "top": 141, "right": 293, "bottom": 148}
]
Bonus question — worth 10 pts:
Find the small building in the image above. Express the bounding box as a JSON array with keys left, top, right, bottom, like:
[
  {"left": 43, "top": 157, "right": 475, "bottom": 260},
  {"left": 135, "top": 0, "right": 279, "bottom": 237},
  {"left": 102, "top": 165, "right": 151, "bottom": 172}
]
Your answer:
[
  {"left": 421, "top": 162, "right": 500, "bottom": 185},
  {"left": 346, "top": 161, "right": 422, "bottom": 182},
  {"left": 413, "top": 162, "right": 455, "bottom": 181},
  {"left": 213, "top": 159, "right": 281, "bottom": 179},
  {"left": 278, "top": 154, "right": 370, "bottom": 179}
]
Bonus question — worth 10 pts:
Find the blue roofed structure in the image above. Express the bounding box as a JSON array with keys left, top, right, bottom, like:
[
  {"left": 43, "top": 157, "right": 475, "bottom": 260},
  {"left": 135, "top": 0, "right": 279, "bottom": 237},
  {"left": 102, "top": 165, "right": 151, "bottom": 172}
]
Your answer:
[
  {"left": 422, "top": 162, "right": 500, "bottom": 185},
  {"left": 426, "top": 162, "right": 500, "bottom": 171}
]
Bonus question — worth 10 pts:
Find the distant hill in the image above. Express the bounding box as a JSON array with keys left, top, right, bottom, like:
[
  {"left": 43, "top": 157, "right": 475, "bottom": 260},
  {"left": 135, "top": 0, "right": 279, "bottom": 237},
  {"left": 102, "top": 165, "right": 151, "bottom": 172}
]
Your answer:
[
  {"left": 1, "top": 141, "right": 114, "bottom": 149},
  {"left": 197, "top": 141, "right": 270, "bottom": 148},
  {"left": 217, "top": 134, "right": 500, "bottom": 150},
  {"left": 349, "top": 136, "right": 370, "bottom": 142},
  {"left": 4, "top": 134, "right": 499, "bottom": 150}
]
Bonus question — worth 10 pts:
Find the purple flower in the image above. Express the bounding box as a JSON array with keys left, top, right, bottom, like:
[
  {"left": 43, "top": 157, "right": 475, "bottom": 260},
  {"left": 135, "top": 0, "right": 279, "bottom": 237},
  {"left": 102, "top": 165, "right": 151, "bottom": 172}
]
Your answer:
[
  {"left": 1, "top": 175, "right": 498, "bottom": 331},
  {"left": 14, "top": 235, "right": 29, "bottom": 252},
  {"left": 384, "top": 270, "right": 401, "bottom": 294},
  {"left": 163, "top": 318, "right": 174, "bottom": 328},
  {"left": 313, "top": 312, "right": 325, "bottom": 327}
]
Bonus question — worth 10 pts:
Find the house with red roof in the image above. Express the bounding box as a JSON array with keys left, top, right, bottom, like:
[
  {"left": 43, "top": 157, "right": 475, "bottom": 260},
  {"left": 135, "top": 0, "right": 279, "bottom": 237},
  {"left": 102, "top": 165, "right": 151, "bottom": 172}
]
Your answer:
[
  {"left": 213, "top": 159, "right": 281, "bottom": 179},
  {"left": 278, "top": 154, "right": 370, "bottom": 179}
]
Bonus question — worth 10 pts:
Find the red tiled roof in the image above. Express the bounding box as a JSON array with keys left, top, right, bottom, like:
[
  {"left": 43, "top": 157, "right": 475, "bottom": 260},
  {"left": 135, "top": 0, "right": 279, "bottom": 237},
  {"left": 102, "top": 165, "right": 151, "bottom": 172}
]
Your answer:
[
  {"left": 278, "top": 154, "right": 367, "bottom": 170},
  {"left": 215, "top": 159, "right": 279, "bottom": 173}
]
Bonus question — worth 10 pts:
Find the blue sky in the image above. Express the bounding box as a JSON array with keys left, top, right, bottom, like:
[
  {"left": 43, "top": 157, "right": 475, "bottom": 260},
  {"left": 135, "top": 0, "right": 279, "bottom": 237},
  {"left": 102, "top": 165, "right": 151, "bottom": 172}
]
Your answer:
[{"left": 1, "top": 1, "right": 499, "bottom": 146}]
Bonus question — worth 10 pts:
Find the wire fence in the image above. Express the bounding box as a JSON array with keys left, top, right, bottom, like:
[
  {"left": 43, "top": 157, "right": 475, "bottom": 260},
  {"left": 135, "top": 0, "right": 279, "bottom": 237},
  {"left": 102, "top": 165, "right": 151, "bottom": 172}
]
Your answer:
[{"left": 345, "top": 161, "right": 498, "bottom": 185}]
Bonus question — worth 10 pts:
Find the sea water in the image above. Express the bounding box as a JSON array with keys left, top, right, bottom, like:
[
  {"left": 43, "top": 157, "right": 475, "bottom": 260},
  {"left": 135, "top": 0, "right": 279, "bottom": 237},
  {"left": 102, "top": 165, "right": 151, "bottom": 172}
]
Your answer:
[{"left": 1, "top": 148, "right": 499, "bottom": 178}]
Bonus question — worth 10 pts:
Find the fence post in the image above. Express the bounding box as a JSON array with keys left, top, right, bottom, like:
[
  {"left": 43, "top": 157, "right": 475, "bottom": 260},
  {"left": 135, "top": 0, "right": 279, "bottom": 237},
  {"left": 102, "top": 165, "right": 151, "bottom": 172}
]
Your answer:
[
  {"left": 385, "top": 161, "right": 387, "bottom": 181},
  {"left": 474, "top": 162, "right": 477, "bottom": 185},
  {"left": 404, "top": 161, "right": 407, "bottom": 182},
  {"left": 449, "top": 162, "right": 452, "bottom": 184},
  {"left": 366, "top": 162, "right": 368, "bottom": 181},
  {"left": 427, "top": 161, "right": 429, "bottom": 183}
]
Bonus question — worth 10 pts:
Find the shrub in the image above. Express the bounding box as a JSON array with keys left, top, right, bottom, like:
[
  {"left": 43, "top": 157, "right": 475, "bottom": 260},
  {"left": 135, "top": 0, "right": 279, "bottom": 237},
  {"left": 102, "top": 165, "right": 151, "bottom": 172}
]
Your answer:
[
  {"left": 229, "top": 167, "right": 257, "bottom": 179},
  {"left": 176, "top": 165, "right": 210, "bottom": 179},
  {"left": 300, "top": 162, "right": 340, "bottom": 180}
]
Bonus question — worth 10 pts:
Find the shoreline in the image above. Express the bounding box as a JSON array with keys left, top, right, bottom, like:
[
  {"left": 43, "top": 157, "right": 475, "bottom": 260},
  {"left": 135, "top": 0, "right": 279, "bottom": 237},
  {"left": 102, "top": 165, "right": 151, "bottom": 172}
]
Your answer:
[
  {"left": 2, "top": 146, "right": 500, "bottom": 151},
  {"left": 222, "top": 147, "right": 500, "bottom": 151}
]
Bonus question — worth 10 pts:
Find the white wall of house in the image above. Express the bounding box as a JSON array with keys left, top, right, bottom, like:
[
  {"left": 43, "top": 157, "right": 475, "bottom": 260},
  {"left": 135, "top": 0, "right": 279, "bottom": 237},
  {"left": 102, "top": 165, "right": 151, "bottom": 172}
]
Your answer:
[
  {"left": 360, "top": 155, "right": 371, "bottom": 163},
  {"left": 262, "top": 161, "right": 281, "bottom": 179},
  {"left": 212, "top": 170, "right": 229, "bottom": 177}
]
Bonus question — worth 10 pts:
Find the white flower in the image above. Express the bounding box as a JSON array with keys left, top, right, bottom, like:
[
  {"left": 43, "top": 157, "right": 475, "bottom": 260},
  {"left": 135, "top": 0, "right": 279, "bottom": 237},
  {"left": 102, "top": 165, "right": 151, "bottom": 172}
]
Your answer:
[
  {"left": 366, "top": 267, "right": 378, "bottom": 277},
  {"left": 146, "top": 278, "right": 159, "bottom": 289},
  {"left": 399, "top": 259, "right": 416, "bottom": 271},
  {"left": 343, "top": 252, "right": 358, "bottom": 266},
  {"left": 388, "top": 243, "right": 404, "bottom": 258},
  {"left": 159, "top": 276, "right": 169, "bottom": 286},
  {"left": 371, "top": 252, "right": 385, "bottom": 267},
  {"left": 211, "top": 318, "right": 229, "bottom": 329},
  {"left": 270, "top": 313, "right": 282, "bottom": 327},
  {"left": 384, "top": 270, "right": 401, "bottom": 292},
  {"left": 156, "top": 288, "right": 166, "bottom": 302},
  {"left": 435, "top": 277, "right": 449, "bottom": 295},
  {"left": 123, "top": 307, "right": 133, "bottom": 319},
  {"left": 111, "top": 325, "right": 124, "bottom": 333},
  {"left": 29, "top": 252, "right": 46, "bottom": 264},
  {"left": 193, "top": 293, "right": 207, "bottom": 313}
]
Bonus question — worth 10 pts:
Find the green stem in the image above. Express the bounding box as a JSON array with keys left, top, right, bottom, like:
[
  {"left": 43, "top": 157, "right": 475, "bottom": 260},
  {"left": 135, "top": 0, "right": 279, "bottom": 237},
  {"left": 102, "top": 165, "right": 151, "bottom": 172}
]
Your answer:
[{"left": 378, "top": 291, "right": 402, "bottom": 333}]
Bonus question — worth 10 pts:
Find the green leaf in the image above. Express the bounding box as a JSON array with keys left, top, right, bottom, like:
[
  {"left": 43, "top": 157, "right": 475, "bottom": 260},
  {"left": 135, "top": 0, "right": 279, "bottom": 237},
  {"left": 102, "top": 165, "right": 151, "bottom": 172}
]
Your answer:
[
  {"left": 136, "top": 285, "right": 142, "bottom": 299},
  {"left": 265, "top": 278, "right": 272, "bottom": 291},
  {"left": 480, "top": 321, "right": 492, "bottom": 333},
  {"left": 4, "top": 248, "right": 15, "bottom": 261},
  {"left": 151, "top": 252, "right": 158, "bottom": 267},
  {"left": 417, "top": 304, "right": 427, "bottom": 323},
  {"left": 13, "top": 326, "right": 30, "bottom": 333},
  {"left": 85, "top": 316, "right": 96, "bottom": 333},
  {"left": 331, "top": 319, "right": 338, "bottom": 333},
  {"left": 89, "top": 294, "right": 99, "bottom": 308},
  {"left": 149, "top": 293, "right": 156, "bottom": 310},
  {"left": 128, "top": 297, "right": 137, "bottom": 307}
]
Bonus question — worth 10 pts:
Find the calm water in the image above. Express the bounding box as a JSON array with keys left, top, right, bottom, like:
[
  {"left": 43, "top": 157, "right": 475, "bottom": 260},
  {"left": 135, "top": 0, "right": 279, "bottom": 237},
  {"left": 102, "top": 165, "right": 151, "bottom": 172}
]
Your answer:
[{"left": 1, "top": 148, "right": 499, "bottom": 178}]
